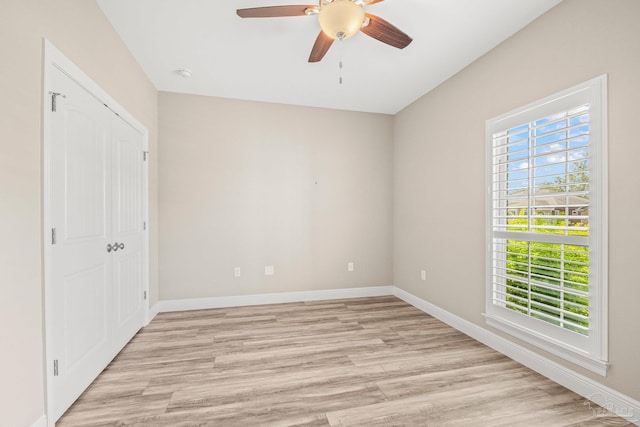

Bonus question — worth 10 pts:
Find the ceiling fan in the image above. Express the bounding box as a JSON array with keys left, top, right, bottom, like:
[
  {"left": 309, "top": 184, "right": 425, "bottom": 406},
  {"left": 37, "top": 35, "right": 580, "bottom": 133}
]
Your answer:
[{"left": 236, "top": 0, "right": 413, "bottom": 63}]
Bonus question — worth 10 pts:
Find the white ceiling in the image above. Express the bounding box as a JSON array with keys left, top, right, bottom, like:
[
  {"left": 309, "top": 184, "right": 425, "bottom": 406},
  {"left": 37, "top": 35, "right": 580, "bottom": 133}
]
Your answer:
[{"left": 97, "top": 0, "right": 561, "bottom": 114}]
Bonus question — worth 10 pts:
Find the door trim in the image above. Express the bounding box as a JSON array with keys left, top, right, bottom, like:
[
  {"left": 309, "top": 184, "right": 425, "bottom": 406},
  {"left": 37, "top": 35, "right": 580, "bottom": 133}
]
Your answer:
[{"left": 42, "top": 39, "right": 149, "bottom": 426}]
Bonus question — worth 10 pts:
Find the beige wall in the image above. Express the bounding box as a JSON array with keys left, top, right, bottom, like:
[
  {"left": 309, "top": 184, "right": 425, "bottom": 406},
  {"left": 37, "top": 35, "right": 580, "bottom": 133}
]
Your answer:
[
  {"left": 394, "top": 0, "right": 640, "bottom": 400},
  {"left": 159, "top": 93, "right": 393, "bottom": 300},
  {"left": 0, "top": 1, "right": 158, "bottom": 426}
]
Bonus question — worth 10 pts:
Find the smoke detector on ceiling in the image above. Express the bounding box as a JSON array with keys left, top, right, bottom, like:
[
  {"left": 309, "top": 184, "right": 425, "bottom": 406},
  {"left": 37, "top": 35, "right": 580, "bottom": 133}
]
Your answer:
[{"left": 174, "top": 68, "right": 192, "bottom": 78}]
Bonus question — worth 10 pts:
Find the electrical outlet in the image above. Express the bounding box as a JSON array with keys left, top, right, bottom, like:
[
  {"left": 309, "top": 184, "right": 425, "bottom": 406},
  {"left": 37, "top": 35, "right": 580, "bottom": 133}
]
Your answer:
[
  {"left": 348, "top": 262, "right": 354, "bottom": 272},
  {"left": 234, "top": 267, "right": 241, "bottom": 277},
  {"left": 421, "top": 270, "right": 427, "bottom": 281},
  {"left": 264, "top": 265, "right": 274, "bottom": 276}
]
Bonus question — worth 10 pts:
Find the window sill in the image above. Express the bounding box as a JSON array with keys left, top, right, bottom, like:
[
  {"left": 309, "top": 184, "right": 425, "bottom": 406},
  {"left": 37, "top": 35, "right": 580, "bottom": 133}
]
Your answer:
[{"left": 483, "top": 313, "right": 608, "bottom": 376}]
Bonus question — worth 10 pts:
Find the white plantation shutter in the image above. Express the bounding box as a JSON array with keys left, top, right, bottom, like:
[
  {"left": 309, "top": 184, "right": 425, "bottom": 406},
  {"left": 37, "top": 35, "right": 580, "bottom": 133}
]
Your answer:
[
  {"left": 485, "top": 76, "right": 608, "bottom": 375},
  {"left": 491, "top": 106, "right": 591, "bottom": 334}
]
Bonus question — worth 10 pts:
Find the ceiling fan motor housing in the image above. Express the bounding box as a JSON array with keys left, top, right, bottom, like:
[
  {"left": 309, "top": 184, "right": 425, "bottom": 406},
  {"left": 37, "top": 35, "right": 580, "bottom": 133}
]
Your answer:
[{"left": 319, "top": 0, "right": 365, "bottom": 40}]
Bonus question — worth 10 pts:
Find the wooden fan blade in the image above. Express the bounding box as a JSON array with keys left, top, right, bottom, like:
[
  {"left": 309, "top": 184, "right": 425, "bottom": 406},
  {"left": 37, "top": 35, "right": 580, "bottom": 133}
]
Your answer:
[
  {"left": 366, "top": 0, "right": 385, "bottom": 4},
  {"left": 236, "top": 5, "right": 314, "bottom": 18},
  {"left": 361, "top": 13, "right": 412, "bottom": 49},
  {"left": 308, "top": 31, "right": 334, "bottom": 63}
]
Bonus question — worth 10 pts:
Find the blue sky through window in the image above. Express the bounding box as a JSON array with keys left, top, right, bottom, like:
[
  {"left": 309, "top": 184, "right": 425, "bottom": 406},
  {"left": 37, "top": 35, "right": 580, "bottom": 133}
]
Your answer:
[{"left": 500, "top": 105, "right": 590, "bottom": 194}]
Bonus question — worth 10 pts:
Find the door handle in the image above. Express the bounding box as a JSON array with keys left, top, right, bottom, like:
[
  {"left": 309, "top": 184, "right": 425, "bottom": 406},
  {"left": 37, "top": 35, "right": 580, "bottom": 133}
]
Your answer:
[{"left": 107, "top": 242, "right": 124, "bottom": 253}]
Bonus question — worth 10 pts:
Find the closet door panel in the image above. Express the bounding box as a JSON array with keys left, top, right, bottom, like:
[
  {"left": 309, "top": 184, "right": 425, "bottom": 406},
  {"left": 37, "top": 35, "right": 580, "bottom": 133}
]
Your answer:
[
  {"left": 63, "top": 108, "right": 107, "bottom": 241},
  {"left": 111, "top": 115, "right": 145, "bottom": 348},
  {"left": 49, "top": 67, "right": 114, "bottom": 421}
]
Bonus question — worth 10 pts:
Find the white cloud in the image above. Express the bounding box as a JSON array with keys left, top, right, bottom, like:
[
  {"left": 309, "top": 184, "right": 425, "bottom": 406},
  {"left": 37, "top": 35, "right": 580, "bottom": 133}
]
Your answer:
[
  {"left": 547, "top": 155, "right": 566, "bottom": 163},
  {"left": 569, "top": 151, "right": 587, "bottom": 161}
]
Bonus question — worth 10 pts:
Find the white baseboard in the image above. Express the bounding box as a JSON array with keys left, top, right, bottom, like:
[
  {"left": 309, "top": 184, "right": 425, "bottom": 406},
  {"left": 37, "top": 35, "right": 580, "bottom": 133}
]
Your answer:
[
  {"left": 148, "top": 302, "right": 160, "bottom": 324},
  {"left": 392, "top": 287, "right": 640, "bottom": 426},
  {"left": 30, "top": 414, "right": 47, "bottom": 427},
  {"left": 156, "top": 286, "right": 394, "bottom": 313}
]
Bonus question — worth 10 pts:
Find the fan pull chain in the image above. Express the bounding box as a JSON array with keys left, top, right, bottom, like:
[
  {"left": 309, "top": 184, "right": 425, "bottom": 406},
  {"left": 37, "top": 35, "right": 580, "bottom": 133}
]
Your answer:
[{"left": 338, "top": 38, "right": 344, "bottom": 85}]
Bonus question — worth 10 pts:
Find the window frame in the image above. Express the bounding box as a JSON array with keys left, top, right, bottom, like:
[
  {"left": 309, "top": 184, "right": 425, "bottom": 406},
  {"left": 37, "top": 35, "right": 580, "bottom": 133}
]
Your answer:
[{"left": 485, "top": 75, "right": 608, "bottom": 376}]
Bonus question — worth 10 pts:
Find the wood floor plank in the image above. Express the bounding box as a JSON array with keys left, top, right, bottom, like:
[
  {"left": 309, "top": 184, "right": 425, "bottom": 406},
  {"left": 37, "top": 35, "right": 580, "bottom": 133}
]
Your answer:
[{"left": 57, "top": 296, "right": 630, "bottom": 427}]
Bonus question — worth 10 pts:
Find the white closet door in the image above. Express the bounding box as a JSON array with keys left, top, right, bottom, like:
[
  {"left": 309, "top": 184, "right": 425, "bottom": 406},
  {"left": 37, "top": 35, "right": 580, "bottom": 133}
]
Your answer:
[
  {"left": 49, "top": 67, "right": 114, "bottom": 421},
  {"left": 48, "top": 67, "right": 146, "bottom": 422},
  {"left": 111, "top": 115, "right": 145, "bottom": 348}
]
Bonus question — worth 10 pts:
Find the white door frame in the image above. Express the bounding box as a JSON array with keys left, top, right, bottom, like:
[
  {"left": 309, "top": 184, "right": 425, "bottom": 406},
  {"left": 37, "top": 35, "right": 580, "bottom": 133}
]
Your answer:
[{"left": 42, "top": 39, "right": 150, "bottom": 426}]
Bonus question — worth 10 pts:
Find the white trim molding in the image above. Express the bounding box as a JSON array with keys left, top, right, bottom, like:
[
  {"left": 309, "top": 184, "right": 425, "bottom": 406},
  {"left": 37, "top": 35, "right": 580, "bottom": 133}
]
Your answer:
[
  {"left": 156, "top": 286, "right": 394, "bottom": 313},
  {"left": 392, "top": 287, "right": 639, "bottom": 426},
  {"left": 484, "top": 313, "right": 608, "bottom": 376},
  {"left": 148, "top": 302, "right": 160, "bottom": 325}
]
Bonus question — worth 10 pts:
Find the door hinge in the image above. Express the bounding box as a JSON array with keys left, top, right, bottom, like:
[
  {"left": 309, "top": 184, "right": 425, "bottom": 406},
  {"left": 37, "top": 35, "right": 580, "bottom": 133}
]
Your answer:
[
  {"left": 49, "top": 91, "right": 66, "bottom": 112},
  {"left": 53, "top": 359, "right": 59, "bottom": 376},
  {"left": 51, "top": 228, "right": 57, "bottom": 245},
  {"left": 143, "top": 151, "right": 149, "bottom": 161},
  {"left": 143, "top": 221, "right": 147, "bottom": 231},
  {"left": 143, "top": 291, "right": 147, "bottom": 300}
]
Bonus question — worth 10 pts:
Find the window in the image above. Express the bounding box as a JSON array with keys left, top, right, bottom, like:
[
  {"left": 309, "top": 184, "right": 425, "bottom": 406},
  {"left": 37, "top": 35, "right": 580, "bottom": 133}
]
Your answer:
[{"left": 485, "top": 76, "right": 608, "bottom": 375}]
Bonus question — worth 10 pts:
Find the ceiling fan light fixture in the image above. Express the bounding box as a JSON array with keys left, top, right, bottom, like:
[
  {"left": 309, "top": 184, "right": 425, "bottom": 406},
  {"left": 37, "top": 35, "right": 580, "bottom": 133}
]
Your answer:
[
  {"left": 235, "top": 0, "right": 412, "bottom": 63},
  {"left": 318, "top": 0, "right": 365, "bottom": 40}
]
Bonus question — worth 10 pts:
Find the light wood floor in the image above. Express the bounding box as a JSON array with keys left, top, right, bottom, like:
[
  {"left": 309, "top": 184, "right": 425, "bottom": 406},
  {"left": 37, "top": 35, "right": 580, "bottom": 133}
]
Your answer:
[{"left": 58, "top": 296, "right": 631, "bottom": 426}]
